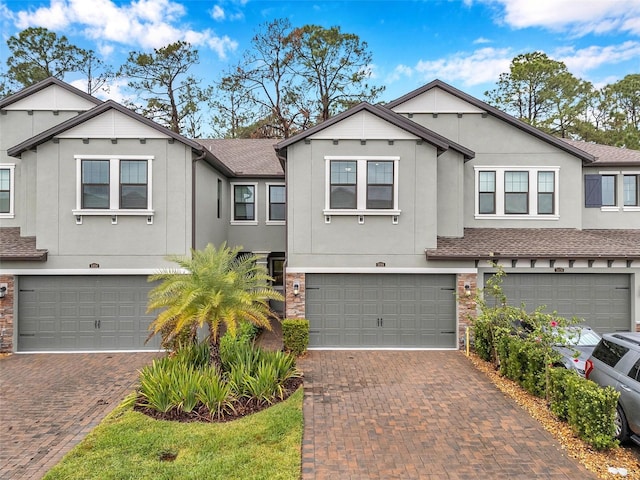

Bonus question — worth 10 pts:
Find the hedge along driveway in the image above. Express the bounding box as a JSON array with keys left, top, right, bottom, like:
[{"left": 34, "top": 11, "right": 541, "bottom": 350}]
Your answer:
[{"left": 298, "top": 350, "right": 598, "bottom": 480}]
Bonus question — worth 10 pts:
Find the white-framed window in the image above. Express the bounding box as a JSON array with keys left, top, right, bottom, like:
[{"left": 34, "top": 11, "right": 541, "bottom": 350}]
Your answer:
[
  {"left": 266, "top": 183, "right": 286, "bottom": 224},
  {"left": 587, "top": 172, "right": 640, "bottom": 211},
  {"left": 73, "top": 155, "right": 153, "bottom": 216},
  {"left": 474, "top": 166, "right": 560, "bottom": 219},
  {"left": 324, "top": 156, "right": 400, "bottom": 215},
  {"left": 231, "top": 182, "right": 258, "bottom": 225},
  {"left": 0, "top": 164, "right": 15, "bottom": 218},
  {"left": 624, "top": 174, "right": 640, "bottom": 207}
]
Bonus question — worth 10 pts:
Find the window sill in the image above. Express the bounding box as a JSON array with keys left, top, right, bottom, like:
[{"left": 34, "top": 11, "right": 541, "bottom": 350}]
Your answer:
[
  {"left": 230, "top": 220, "right": 258, "bottom": 226},
  {"left": 600, "top": 206, "right": 620, "bottom": 212},
  {"left": 72, "top": 209, "right": 154, "bottom": 216},
  {"left": 623, "top": 206, "right": 640, "bottom": 212},
  {"left": 322, "top": 209, "right": 401, "bottom": 216},
  {"left": 266, "top": 220, "right": 286, "bottom": 226},
  {"left": 0, "top": 213, "right": 15, "bottom": 219},
  {"left": 474, "top": 214, "right": 559, "bottom": 220}
]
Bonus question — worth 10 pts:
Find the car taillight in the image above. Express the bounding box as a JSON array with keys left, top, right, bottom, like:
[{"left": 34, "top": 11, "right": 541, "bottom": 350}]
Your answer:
[{"left": 584, "top": 359, "right": 594, "bottom": 379}]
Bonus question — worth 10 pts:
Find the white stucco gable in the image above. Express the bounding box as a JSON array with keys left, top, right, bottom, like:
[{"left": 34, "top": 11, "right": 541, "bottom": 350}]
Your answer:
[
  {"left": 390, "top": 87, "right": 485, "bottom": 115},
  {"left": 2, "top": 84, "right": 99, "bottom": 111},
  {"left": 56, "top": 109, "right": 171, "bottom": 139},
  {"left": 309, "top": 110, "right": 420, "bottom": 140}
]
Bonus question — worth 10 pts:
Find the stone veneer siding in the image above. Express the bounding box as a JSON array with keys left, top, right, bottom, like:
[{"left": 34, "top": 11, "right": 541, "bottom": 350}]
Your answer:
[
  {"left": 0, "top": 275, "right": 14, "bottom": 353},
  {"left": 285, "top": 272, "right": 306, "bottom": 319}
]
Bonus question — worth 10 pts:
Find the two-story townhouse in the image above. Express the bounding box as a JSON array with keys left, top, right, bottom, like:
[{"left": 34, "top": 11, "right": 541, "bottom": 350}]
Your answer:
[
  {"left": 0, "top": 78, "right": 285, "bottom": 353},
  {"left": 277, "top": 80, "right": 640, "bottom": 349}
]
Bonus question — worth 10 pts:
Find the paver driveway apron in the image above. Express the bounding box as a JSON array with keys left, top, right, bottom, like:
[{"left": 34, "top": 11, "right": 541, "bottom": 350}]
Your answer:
[
  {"left": 0, "top": 352, "right": 159, "bottom": 480},
  {"left": 299, "top": 350, "right": 597, "bottom": 480}
]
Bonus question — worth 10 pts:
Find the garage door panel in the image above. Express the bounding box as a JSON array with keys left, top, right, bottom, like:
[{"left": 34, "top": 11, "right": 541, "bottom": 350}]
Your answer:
[
  {"left": 18, "top": 276, "right": 160, "bottom": 352},
  {"left": 492, "top": 273, "right": 630, "bottom": 332},
  {"left": 306, "top": 274, "right": 456, "bottom": 348}
]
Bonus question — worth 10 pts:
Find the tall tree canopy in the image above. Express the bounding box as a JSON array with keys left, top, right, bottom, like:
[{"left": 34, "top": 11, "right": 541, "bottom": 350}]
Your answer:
[
  {"left": 210, "top": 19, "right": 384, "bottom": 138},
  {"left": 4, "top": 27, "right": 113, "bottom": 95},
  {"left": 484, "top": 52, "right": 589, "bottom": 137},
  {"left": 598, "top": 74, "right": 640, "bottom": 149},
  {"left": 119, "top": 41, "right": 206, "bottom": 135}
]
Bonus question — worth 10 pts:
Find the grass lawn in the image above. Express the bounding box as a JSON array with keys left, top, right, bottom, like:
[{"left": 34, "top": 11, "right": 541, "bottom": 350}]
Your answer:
[{"left": 44, "top": 388, "right": 303, "bottom": 480}]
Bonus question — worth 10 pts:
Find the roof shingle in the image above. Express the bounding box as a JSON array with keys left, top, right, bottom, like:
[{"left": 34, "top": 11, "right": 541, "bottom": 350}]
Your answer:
[
  {"left": 196, "top": 139, "right": 284, "bottom": 177},
  {"left": 0, "top": 228, "right": 48, "bottom": 261}
]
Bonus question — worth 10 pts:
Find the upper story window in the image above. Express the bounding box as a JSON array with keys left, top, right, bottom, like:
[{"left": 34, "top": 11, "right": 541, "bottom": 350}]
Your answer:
[
  {"left": 267, "top": 183, "right": 286, "bottom": 223},
  {"left": 325, "top": 156, "right": 400, "bottom": 215},
  {"left": 74, "top": 155, "right": 153, "bottom": 216},
  {"left": 624, "top": 175, "right": 639, "bottom": 207},
  {"left": 231, "top": 183, "right": 257, "bottom": 224},
  {"left": 474, "top": 167, "right": 559, "bottom": 219},
  {"left": 0, "top": 165, "right": 15, "bottom": 218},
  {"left": 585, "top": 172, "right": 640, "bottom": 211}
]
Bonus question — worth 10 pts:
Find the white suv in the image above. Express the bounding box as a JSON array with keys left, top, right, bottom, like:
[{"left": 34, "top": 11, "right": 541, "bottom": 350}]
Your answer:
[{"left": 585, "top": 332, "right": 640, "bottom": 445}]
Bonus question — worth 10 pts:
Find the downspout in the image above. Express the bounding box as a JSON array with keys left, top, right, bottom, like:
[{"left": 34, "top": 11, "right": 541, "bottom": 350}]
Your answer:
[{"left": 191, "top": 148, "right": 207, "bottom": 250}]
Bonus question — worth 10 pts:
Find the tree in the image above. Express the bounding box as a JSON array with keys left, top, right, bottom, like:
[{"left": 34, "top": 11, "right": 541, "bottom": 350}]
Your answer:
[
  {"left": 289, "top": 24, "right": 384, "bottom": 122},
  {"left": 6, "top": 27, "right": 88, "bottom": 88},
  {"left": 209, "top": 19, "right": 384, "bottom": 138},
  {"left": 79, "top": 50, "right": 115, "bottom": 96},
  {"left": 119, "top": 41, "right": 205, "bottom": 134},
  {"left": 485, "top": 52, "right": 588, "bottom": 137},
  {"left": 146, "top": 243, "right": 283, "bottom": 371},
  {"left": 599, "top": 74, "right": 640, "bottom": 148}
]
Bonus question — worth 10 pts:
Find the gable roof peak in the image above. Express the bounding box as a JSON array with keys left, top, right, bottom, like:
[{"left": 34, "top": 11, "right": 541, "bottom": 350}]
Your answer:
[{"left": 0, "top": 76, "right": 102, "bottom": 109}]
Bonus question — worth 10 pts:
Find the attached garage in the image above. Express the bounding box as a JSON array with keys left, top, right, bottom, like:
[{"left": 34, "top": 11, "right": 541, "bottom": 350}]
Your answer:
[
  {"left": 18, "top": 275, "right": 161, "bottom": 352},
  {"left": 305, "top": 273, "right": 457, "bottom": 348},
  {"left": 486, "top": 273, "right": 631, "bottom": 333}
]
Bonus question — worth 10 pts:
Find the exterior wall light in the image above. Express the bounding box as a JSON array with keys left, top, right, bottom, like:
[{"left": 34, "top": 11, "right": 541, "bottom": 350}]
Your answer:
[
  {"left": 464, "top": 284, "right": 471, "bottom": 296},
  {"left": 293, "top": 282, "right": 300, "bottom": 296}
]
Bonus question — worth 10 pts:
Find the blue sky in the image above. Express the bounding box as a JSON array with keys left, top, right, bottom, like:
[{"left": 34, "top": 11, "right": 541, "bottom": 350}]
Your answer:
[{"left": 0, "top": 0, "right": 639, "bottom": 105}]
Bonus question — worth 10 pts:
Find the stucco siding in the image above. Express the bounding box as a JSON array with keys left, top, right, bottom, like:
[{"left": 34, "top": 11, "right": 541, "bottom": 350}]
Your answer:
[
  {"left": 194, "top": 161, "right": 228, "bottom": 250},
  {"left": 582, "top": 165, "right": 640, "bottom": 229}
]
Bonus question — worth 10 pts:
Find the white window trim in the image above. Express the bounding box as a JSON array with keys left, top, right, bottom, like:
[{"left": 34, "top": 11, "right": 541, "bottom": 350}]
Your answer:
[
  {"left": 73, "top": 155, "right": 154, "bottom": 216},
  {"left": 623, "top": 172, "right": 640, "bottom": 211},
  {"left": 230, "top": 182, "right": 258, "bottom": 225},
  {"left": 474, "top": 166, "right": 560, "bottom": 220},
  {"left": 266, "top": 182, "right": 286, "bottom": 225},
  {"left": 323, "top": 155, "right": 401, "bottom": 216},
  {"left": 0, "top": 164, "right": 15, "bottom": 219}
]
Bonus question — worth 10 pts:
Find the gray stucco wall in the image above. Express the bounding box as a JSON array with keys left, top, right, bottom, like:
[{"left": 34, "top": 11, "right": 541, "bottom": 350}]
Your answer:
[
  {"left": 226, "top": 177, "right": 286, "bottom": 253},
  {"left": 582, "top": 165, "right": 640, "bottom": 229},
  {"left": 286, "top": 138, "right": 441, "bottom": 269},
  {"left": 409, "top": 113, "right": 585, "bottom": 229},
  {"left": 13, "top": 137, "right": 193, "bottom": 270},
  {"left": 194, "top": 160, "right": 228, "bottom": 250}
]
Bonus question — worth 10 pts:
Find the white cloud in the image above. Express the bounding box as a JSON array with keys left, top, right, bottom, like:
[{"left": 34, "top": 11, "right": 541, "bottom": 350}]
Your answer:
[
  {"left": 211, "top": 5, "right": 225, "bottom": 21},
  {"left": 481, "top": 0, "right": 640, "bottom": 36},
  {"left": 13, "top": 0, "right": 237, "bottom": 58},
  {"left": 553, "top": 41, "right": 640, "bottom": 77},
  {"left": 413, "top": 47, "right": 513, "bottom": 86},
  {"left": 473, "top": 37, "right": 492, "bottom": 44},
  {"left": 385, "top": 64, "right": 414, "bottom": 84}
]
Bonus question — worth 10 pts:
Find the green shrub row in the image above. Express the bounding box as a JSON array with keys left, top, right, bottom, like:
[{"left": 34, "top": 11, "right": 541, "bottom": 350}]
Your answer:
[
  {"left": 496, "top": 335, "right": 551, "bottom": 398},
  {"left": 282, "top": 318, "right": 310, "bottom": 356},
  {"left": 137, "top": 340, "right": 301, "bottom": 419},
  {"left": 549, "top": 368, "right": 620, "bottom": 450}
]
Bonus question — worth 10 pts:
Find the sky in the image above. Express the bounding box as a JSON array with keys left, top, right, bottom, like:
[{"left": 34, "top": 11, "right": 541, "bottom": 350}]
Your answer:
[{"left": 0, "top": 0, "right": 639, "bottom": 108}]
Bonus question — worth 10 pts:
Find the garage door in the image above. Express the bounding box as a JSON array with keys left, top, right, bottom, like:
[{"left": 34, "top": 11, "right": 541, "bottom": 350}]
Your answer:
[
  {"left": 18, "top": 276, "right": 161, "bottom": 352},
  {"left": 486, "top": 273, "right": 631, "bottom": 333},
  {"left": 305, "top": 274, "right": 457, "bottom": 348}
]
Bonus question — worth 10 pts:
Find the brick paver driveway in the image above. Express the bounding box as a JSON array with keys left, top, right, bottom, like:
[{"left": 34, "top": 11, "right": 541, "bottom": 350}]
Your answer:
[
  {"left": 0, "top": 352, "right": 159, "bottom": 480},
  {"left": 298, "top": 351, "right": 597, "bottom": 480}
]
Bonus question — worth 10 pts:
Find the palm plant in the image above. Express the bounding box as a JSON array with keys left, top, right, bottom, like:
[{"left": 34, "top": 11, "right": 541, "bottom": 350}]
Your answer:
[{"left": 146, "top": 243, "right": 283, "bottom": 371}]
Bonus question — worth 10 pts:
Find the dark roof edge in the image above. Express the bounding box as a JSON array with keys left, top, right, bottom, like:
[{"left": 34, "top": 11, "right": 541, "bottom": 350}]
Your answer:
[
  {"left": 0, "top": 252, "right": 48, "bottom": 262},
  {"left": 386, "top": 79, "right": 595, "bottom": 164},
  {"left": 425, "top": 253, "right": 640, "bottom": 261},
  {"left": 275, "top": 102, "right": 475, "bottom": 160},
  {"left": 7, "top": 100, "right": 235, "bottom": 176},
  {"left": 0, "top": 76, "right": 102, "bottom": 109}
]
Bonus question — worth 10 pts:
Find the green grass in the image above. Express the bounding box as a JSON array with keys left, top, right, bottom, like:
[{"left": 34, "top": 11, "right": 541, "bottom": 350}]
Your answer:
[{"left": 43, "top": 388, "right": 303, "bottom": 480}]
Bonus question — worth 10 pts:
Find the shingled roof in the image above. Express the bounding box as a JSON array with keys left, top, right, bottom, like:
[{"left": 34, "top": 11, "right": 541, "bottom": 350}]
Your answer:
[
  {"left": 196, "top": 139, "right": 284, "bottom": 177},
  {"left": 426, "top": 228, "right": 640, "bottom": 261},
  {"left": 559, "top": 139, "right": 640, "bottom": 166},
  {"left": 0, "top": 228, "right": 48, "bottom": 262}
]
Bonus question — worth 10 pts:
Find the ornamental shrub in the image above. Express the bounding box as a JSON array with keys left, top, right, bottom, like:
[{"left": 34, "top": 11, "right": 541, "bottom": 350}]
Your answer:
[{"left": 282, "top": 318, "right": 310, "bottom": 356}]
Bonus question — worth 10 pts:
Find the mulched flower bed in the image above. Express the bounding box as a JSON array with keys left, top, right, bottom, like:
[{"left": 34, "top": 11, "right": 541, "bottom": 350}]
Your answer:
[
  {"left": 467, "top": 351, "right": 640, "bottom": 479},
  {"left": 134, "top": 377, "right": 303, "bottom": 423}
]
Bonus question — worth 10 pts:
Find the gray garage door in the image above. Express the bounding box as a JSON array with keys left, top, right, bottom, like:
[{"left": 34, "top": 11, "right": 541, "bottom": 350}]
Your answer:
[
  {"left": 485, "top": 273, "right": 631, "bottom": 333},
  {"left": 18, "top": 275, "right": 161, "bottom": 352},
  {"left": 306, "top": 274, "right": 457, "bottom": 348}
]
